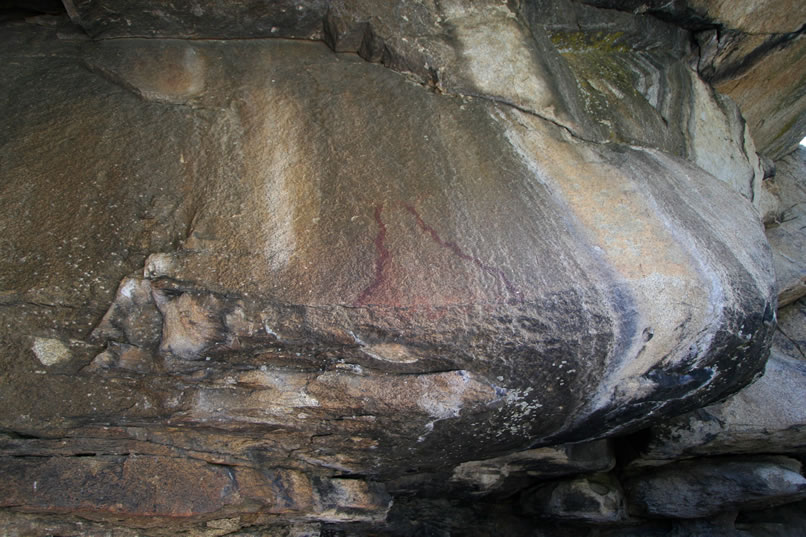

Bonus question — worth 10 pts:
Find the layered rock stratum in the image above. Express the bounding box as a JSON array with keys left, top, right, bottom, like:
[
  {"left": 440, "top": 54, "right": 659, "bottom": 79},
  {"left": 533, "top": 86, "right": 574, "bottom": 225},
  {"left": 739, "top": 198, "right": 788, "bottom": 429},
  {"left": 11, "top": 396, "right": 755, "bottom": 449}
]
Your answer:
[{"left": 1, "top": 1, "right": 805, "bottom": 536}]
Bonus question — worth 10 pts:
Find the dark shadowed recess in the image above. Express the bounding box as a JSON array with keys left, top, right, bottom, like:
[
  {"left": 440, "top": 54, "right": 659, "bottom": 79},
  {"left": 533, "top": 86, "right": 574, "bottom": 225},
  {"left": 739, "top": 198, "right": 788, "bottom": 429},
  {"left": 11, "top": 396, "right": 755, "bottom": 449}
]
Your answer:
[{"left": 0, "top": 0, "right": 64, "bottom": 21}]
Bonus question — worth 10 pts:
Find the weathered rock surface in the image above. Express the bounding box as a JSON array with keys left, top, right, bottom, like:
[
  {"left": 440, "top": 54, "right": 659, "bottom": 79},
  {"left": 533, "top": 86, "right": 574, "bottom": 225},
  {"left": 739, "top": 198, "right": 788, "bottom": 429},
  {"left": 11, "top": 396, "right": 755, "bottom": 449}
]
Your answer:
[
  {"left": 450, "top": 439, "right": 615, "bottom": 497},
  {"left": 0, "top": 454, "right": 391, "bottom": 523},
  {"left": 776, "top": 298, "right": 806, "bottom": 363},
  {"left": 531, "top": 0, "right": 766, "bottom": 202},
  {"left": 765, "top": 147, "right": 806, "bottom": 306},
  {"left": 56, "top": 0, "right": 806, "bottom": 164},
  {"left": 34, "top": 0, "right": 770, "bottom": 208},
  {"left": 322, "top": 0, "right": 768, "bottom": 205},
  {"left": 0, "top": 11, "right": 776, "bottom": 459},
  {"left": 580, "top": 0, "right": 806, "bottom": 159},
  {"left": 633, "top": 331, "right": 806, "bottom": 462},
  {"left": 520, "top": 472, "right": 626, "bottom": 523},
  {"left": 625, "top": 457, "right": 806, "bottom": 519},
  {"left": 1, "top": 0, "right": 802, "bottom": 535},
  {"left": 581, "top": 0, "right": 806, "bottom": 33},
  {"left": 62, "top": 0, "right": 328, "bottom": 40},
  {"left": 705, "top": 31, "right": 806, "bottom": 161}
]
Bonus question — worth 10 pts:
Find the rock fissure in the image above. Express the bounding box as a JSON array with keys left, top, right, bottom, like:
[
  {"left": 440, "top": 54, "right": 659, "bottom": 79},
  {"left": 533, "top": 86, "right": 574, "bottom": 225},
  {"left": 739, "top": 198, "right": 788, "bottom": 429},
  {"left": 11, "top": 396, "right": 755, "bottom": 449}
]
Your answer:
[
  {"left": 443, "top": 88, "right": 608, "bottom": 146},
  {"left": 776, "top": 325, "right": 806, "bottom": 359}
]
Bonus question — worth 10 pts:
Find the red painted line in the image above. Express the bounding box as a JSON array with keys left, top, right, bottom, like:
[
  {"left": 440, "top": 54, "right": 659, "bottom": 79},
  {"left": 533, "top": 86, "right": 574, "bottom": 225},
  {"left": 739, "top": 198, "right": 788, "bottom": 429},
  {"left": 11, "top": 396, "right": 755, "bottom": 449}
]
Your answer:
[
  {"left": 404, "top": 204, "right": 523, "bottom": 304},
  {"left": 355, "top": 204, "right": 390, "bottom": 305}
]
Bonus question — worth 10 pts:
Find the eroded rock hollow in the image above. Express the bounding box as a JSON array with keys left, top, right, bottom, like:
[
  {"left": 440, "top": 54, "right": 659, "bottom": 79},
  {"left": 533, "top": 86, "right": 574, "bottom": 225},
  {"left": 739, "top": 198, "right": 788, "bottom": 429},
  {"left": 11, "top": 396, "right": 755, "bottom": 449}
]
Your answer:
[{"left": 1, "top": 1, "right": 805, "bottom": 535}]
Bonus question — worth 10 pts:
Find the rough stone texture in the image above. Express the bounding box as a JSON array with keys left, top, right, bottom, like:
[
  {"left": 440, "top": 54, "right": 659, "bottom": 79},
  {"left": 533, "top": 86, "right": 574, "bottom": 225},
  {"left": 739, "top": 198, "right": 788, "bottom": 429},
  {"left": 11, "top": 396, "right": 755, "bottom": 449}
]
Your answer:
[
  {"left": 765, "top": 147, "right": 806, "bottom": 306},
  {"left": 580, "top": 0, "right": 806, "bottom": 159},
  {"left": 450, "top": 439, "right": 615, "bottom": 496},
  {"left": 538, "top": 0, "right": 765, "bottom": 202},
  {"left": 0, "top": 10, "right": 776, "bottom": 454},
  {"left": 632, "top": 325, "right": 806, "bottom": 462},
  {"left": 580, "top": 0, "right": 806, "bottom": 34},
  {"left": 322, "top": 0, "right": 768, "bottom": 205},
  {"left": 625, "top": 457, "right": 806, "bottom": 519},
  {"left": 776, "top": 298, "right": 806, "bottom": 363},
  {"left": 62, "top": 0, "right": 329, "bottom": 40},
  {"left": 0, "top": 1, "right": 802, "bottom": 535},
  {"left": 0, "top": 455, "right": 390, "bottom": 522},
  {"left": 520, "top": 472, "right": 627, "bottom": 523},
  {"left": 57, "top": 0, "right": 773, "bottom": 207},
  {"left": 705, "top": 32, "right": 806, "bottom": 161}
]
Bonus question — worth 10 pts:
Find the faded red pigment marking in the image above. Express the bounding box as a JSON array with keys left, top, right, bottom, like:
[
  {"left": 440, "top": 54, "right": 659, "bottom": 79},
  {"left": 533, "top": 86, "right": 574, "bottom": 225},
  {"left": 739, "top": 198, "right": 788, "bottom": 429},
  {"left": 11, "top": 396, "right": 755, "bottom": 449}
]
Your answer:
[
  {"left": 404, "top": 203, "right": 523, "bottom": 304},
  {"left": 355, "top": 204, "right": 391, "bottom": 305}
]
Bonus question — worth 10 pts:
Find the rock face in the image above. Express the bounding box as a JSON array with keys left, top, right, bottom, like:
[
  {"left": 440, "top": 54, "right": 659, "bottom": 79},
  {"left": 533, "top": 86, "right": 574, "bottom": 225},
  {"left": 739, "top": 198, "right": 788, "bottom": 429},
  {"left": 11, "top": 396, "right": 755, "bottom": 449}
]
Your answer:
[
  {"left": 633, "top": 295, "right": 806, "bottom": 464},
  {"left": 581, "top": 0, "right": 806, "bottom": 160},
  {"left": 764, "top": 147, "right": 806, "bottom": 306},
  {"left": 0, "top": 1, "right": 803, "bottom": 536},
  {"left": 62, "top": 0, "right": 329, "bottom": 39},
  {"left": 635, "top": 347, "right": 806, "bottom": 461},
  {"left": 450, "top": 439, "right": 615, "bottom": 497},
  {"left": 521, "top": 473, "right": 627, "bottom": 523},
  {"left": 625, "top": 457, "right": 806, "bottom": 519},
  {"left": 0, "top": 455, "right": 391, "bottom": 523}
]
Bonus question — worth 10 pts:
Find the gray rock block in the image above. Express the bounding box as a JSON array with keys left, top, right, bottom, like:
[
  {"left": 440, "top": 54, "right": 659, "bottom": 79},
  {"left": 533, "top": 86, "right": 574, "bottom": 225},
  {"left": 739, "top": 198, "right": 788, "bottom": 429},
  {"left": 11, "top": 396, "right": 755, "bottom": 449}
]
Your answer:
[
  {"left": 521, "top": 473, "right": 627, "bottom": 523},
  {"left": 625, "top": 457, "right": 806, "bottom": 518},
  {"left": 451, "top": 440, "right": 615, "bottom": 496},
  {"left": 767, "top": 148, "right": 806, "bottom": 306},
  {"left": 634, "top": 345, "right": 806, "bottom": 462},
  {"left": 63, "top": 0, "right": 329, "bottom": 39}
]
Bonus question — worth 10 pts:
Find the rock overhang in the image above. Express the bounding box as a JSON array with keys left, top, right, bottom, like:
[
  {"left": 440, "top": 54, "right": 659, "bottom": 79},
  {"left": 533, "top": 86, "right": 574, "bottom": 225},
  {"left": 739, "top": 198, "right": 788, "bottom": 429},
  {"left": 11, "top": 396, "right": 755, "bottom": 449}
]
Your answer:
[
  {"left": 1, "top": 28, "right": 777, "bottom": 460},
  {"left": 0, "top": 1, "right": 789, "bottom": 529}
]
